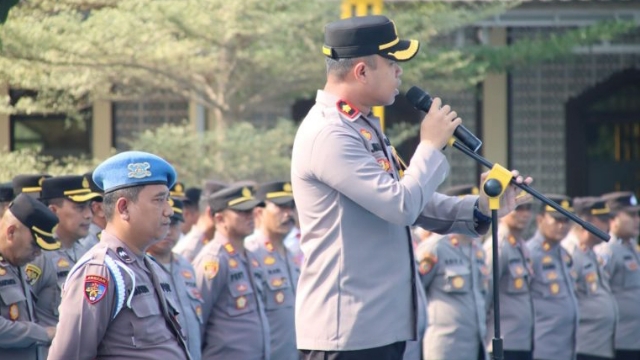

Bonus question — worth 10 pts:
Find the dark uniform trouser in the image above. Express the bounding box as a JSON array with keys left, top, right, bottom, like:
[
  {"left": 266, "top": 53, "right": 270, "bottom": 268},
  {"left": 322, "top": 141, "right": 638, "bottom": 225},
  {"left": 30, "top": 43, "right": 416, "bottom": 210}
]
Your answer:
[
  {"left": 502, "top": 350, "right": 533, "bottom": 360},
  {"left": 300, "top": 342, "right": 406, "bottom": 360},
  {"left": 615, "top": 350, "right": 640, "bottom": 360},
  {"left": 578, "top": 354, "right": 613, "bottom": 360}
]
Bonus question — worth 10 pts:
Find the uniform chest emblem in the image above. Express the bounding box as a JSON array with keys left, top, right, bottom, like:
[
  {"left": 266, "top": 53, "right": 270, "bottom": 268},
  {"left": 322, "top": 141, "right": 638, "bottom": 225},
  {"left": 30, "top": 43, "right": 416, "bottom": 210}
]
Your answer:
[
  {"left": 542, "top": 256, "right": 553, "bottom": 264},
  {"left": 377, "top": 158, "right": 391, "bottom": 172},
  {"left": 236, "top": 295, "right": 247, "bottom": 310},
  {"left": 549, "top": 282, "right": 560, "bottom": 294},
  {"left": 514, "top": 278, "right": 524, "bottom": 289},
  {"left": 251, "top": 259, "right": 259, "bottom": 268},
  {"left": 546, "top": 271, "right": 558, "bottom": 280},
  {"left": 57, "top": 258, "right": 70, "bottom": 268},
  {"left": 0, "top": 267, "right": 5, "bottom": 276},
  {"left": 182, "top": 270, "right": 193, "bottom": 279},
  {"left": 84, "top": 275, "right": 108, "bottom": 304},
  {"left": 418, "top": 254, "right": 437, "bottom": 276},
  {"left": 229, "top": 258, "right": 238, "bottom": 269},
  {"left": 360, "top": 129, "right": 372, "bottom": 141},
  {"left": 203, "top": 260, "right": 219, "bottom": 279},
  {"left": 275, "top": 291, "right": 285, "bottom": 304},
  {"left": 9, "top": 304, "right": 19, "bottom": 320},
  {"left": 195, "top": 305, "right": 202, "bottom": 318},
  {"left": 271, "top": 278, "right": 284, "bottom": 287},
  {"left": 236, "top": 284, "right": 248, "bottom": 293},
  {"left": 25, "top": 264, "right": 42, "bottom": 286},
  {"left": 476, "top": 250, "right": 484, "bottom": 260},
  {"left": 264, "top": 256, "right": 276, "bottom": 266},
  {"left": 452, "top": 276, "right": 465, "bottom": 289}
]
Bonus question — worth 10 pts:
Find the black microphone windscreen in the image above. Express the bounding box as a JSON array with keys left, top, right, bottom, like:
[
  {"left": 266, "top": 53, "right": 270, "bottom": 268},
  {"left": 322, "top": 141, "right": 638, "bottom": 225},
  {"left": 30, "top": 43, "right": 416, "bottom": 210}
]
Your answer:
[{"left": 406, "top": 86, "right": 433, "bottom": 112}]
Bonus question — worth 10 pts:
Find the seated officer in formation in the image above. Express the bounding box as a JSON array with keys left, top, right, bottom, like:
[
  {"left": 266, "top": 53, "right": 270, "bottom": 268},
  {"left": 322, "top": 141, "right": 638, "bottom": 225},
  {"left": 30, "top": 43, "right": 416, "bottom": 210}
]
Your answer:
[
  {"left": 417, "top": 185, "right": 491, "bottom": 360},
  {"left": 78, "top": 171, "right": 107, "bottom": 253},
  {"left": 0, "top": 194, "right": 59, "bottom": 360},
  {"left": 48, "top": 151, "right": 190, "bottom": 360},
  {"left": 527, "top": 195, "right": 578, "bottom": 360},
  {"left": 484, "top": 195, "right": 535, "bottom": 360},
  {"left": 245, "top": 181, "right": 299, "bottom": 360},
  {"left": 174, "top": 180, "right": 227, "bottom": 262},
  {"left": 12, "top": 174, "right": 51, "bottom": 199},
  {"left": 562, "top": 197, "right": 617, "bottom": 360},
  {"left": 0, "top": 182, "right": 13, "bottom": 217},
  {"left": 193, "top": 184, "right": 270, "bottom": 360},
  {"left": 27, "top": 175, "right": 101, "bottom": 330},
  {"left": 147, "top": 197, "right": 203, "bottom": 360},
  {"left": 594, "top": 192, "right": 640, "bottom": 360}
]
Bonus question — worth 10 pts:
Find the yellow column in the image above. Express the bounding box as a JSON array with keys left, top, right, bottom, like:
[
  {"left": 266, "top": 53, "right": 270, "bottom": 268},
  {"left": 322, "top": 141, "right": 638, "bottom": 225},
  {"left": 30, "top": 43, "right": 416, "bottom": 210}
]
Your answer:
[
  {"left": 0, "top": 84, "right": 9, "bottom": 151},
  {"left": 92, "top": 100, "right": 113, "bottom": 159},
  {"left": 341, "top": 0, "right": 386, "bottom": 129},
  {"left": 482, "top": 27, "right": 508, "bottom": 166}
]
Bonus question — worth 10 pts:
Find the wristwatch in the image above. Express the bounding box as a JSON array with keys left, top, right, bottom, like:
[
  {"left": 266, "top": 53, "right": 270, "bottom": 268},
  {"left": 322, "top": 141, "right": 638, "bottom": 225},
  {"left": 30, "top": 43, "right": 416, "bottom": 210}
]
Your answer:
[{"left": 474, "top": 200, "right": 491, "bottom": 225}]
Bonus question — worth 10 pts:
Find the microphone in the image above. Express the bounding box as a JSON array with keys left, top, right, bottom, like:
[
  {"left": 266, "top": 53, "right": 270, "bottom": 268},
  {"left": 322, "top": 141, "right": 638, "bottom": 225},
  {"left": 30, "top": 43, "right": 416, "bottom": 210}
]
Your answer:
[{"left": 406, "top": 86, "right": 483, "bottom": 153}]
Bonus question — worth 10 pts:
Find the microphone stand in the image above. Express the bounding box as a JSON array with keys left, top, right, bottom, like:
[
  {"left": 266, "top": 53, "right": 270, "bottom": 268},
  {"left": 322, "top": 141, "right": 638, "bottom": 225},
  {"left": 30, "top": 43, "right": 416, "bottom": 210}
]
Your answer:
[{"left": 445, "top": 138, "right": 610, "bottom": 360}]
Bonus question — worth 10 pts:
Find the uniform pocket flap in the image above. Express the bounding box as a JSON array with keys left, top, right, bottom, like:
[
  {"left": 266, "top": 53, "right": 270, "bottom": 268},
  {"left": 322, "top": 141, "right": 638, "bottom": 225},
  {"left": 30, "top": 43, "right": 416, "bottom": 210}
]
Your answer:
[
  {"left": 444, "top": 265, "right": 470, "bottom": 277},
  {"left": 130, "top": 295, "right": 162, "bottom": 318},
  {"left": 0, "top": 285, "right": 26, "bottom": 305}
]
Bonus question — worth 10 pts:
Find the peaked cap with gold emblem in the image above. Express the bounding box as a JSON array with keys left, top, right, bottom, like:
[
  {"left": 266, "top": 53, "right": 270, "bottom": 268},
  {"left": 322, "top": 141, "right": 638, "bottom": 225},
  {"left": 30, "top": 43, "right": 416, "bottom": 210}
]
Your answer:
[
  {"left": 8, "top": 193, "right": 60, "bottom": 250},
  {"left": 540, "top": 194, "right": 573, "bottom": 219},
  {"left": 41, "top": 175, "right": 102, "bottom": 203},
  {"left": 12, "top": 174, "right": 52, "bottom": 199},
  {"left": 323, "top": 15, "right": 419, "bottom": 62},
  {"left": 208, "top": 183, "right": 264, "bottom": 213},
  {"left": 168, "top": 197, "right": 184, "bottom": 222},
  {"left": 573, "top": 196, "right": 611, "bottom": 219},
  {"left": 256, "top": 181, "right": 294, "bottom": 206}
]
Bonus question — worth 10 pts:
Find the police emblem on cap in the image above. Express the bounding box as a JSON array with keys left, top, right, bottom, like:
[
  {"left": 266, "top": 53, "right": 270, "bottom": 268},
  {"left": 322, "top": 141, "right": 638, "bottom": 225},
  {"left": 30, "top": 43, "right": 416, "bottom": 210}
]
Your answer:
[
  {"left": 127, "top": 162, "right": 152, "bottom": 179},
  {"left": 175, "top": 183, "right": 183, "bottom": 193},
  {"left": 631, "top": 195, "right": 638, "bottom": 206},
  {"left": 82, "top": 177, "right": 90, "bottom": 189},
  {"left": 38, "top": 177, "right": 46, "bottom": 186},
  {"left": 283, "top": 183, "right": 292, "bottom": 192},
  {"left": 241, "top": 187, "right": 251, "bottom": 198},
  {"left": 168, "top": 198, "right": 174, "bottom": 207}
]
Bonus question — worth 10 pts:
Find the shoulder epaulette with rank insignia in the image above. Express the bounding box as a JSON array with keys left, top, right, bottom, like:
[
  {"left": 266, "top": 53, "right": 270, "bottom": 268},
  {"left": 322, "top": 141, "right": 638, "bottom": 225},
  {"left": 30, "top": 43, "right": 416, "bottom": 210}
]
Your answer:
[{"left": 337, "top": 100, "right": 360, "bottom": 119}]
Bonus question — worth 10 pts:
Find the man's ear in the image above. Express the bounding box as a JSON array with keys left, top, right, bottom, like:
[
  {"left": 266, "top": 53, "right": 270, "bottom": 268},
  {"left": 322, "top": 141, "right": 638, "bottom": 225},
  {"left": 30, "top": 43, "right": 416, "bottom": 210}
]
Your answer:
[
  {"left": 352, "top": 61, "right": 368, "bottom": 83},
  {"left": 116, "top": 197, "right": 129, "bottom": 221}
]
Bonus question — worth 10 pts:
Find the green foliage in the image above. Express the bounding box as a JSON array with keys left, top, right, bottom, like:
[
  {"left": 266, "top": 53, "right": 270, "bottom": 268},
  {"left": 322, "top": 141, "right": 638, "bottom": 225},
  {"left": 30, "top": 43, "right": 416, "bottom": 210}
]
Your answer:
[
  {"left": 0, "top": 147, "right": 99, "bottom": 182},
  {"left": 127, "top": 120, "right": 297, "bottom": 186}
]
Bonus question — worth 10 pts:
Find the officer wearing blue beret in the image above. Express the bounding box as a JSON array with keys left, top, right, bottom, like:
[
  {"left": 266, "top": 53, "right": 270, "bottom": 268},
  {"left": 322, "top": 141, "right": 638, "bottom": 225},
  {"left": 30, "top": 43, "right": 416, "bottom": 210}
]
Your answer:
[
  {"left": 0, "top": 193, "right": 60, "bottom": 360},
  {"left": 48, "top": 151, "right": 191, "bottom": 360}
]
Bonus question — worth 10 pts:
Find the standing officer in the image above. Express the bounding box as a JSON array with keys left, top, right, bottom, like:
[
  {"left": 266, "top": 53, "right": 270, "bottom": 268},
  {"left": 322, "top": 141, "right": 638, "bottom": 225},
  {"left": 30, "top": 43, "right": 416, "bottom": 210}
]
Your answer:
[
  {"left": 562, "top": 197, "right": 617, "bottom": 360},
  {"left": 484, "top": 198, "right": 535, "bottom": 360},
  {"left": 78, "top": 171, "right": 106, "bottom": 252},
  {"left": 193, "top": 184, "right": 270, "bottom": 360},
  {"left": 48, "top": 151, "right": 190, "bottom": 360},
  {"left": 27, "top": 175, "right": 101, "bottom": 330},
  {"left": 174, "top": 180, "right": 227, "bottom": 262},
  {"left": 595, "top": 192, "right": 640, "bottom": 360},
  {"left": 527, "top": 195, "right": 579, "bottom": 360},
  {"left": 0, "top": 182, "right": 13, "bottom": 216},
  {"left": 291, "top": 14, "right": 531, "bottom": 359},
  {"left": 147, "top": 197, "right": 203, "bottom": 360},
  {"left": 0, "top": 194, "right": 59, "bottom": 359},
  {"left": 181, "top": 187, "right": 202, "bottom": 236},
  {"left": 245, "top": 181, "right": 299, "bottom": 360},
  {"left": 417, "top": 185, "right": 490, "bottom": 360},
  {"left": 12, "top": 174, "right": 51, "bottom": 199}
]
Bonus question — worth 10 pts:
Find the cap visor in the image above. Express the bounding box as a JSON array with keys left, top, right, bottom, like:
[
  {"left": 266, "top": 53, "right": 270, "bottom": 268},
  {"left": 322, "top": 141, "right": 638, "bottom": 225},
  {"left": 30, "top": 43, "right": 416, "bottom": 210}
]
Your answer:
[
  {"left": 269, "top": 196, "right": 295, "bottom": 206},
  {"left": 381, "top": 39, "right": 419, "bottom": 62},
  {"left": 35, "top": 234, "right": 61, "bottom": 251},
  {"left": 171, "top": 213, "right": 184, "bottom": 222},
  {"left": 68, "top": 192, "right": 102, "bottom": 202},
  {"left": 229, "top": 199, "right": 264, "bottom": 211}
]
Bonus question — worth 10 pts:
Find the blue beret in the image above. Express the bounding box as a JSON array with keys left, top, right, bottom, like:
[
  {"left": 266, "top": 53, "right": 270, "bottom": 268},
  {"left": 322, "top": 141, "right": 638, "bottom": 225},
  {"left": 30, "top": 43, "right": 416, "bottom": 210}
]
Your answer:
[{"left": 93, "top": 151, "right": 177, "bottom": 193}]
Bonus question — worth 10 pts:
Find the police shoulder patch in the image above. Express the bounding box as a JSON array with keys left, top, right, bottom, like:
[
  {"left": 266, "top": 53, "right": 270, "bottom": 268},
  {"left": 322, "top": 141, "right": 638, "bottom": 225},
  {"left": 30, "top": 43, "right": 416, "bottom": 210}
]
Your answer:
[
  {"left": 84, "top": 275, "right": 108, "bottom": 304},
  {"left": 25, "top": 264, "right": 42, "bottom": 286}
]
